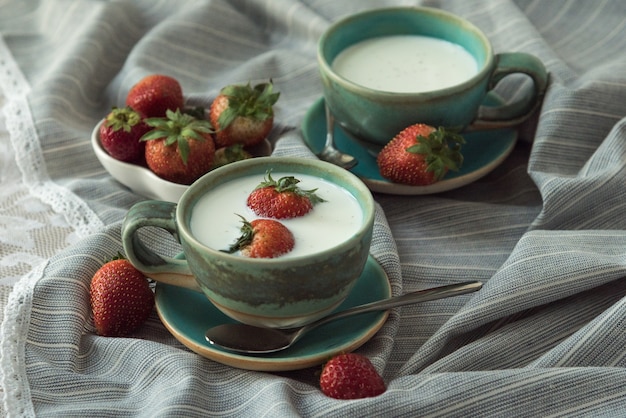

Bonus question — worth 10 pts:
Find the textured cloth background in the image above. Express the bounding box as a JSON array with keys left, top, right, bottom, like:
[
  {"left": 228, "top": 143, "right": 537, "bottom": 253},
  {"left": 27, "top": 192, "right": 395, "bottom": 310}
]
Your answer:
[{"left": 1, "top": 0, "right": 626, "bottom": 416}]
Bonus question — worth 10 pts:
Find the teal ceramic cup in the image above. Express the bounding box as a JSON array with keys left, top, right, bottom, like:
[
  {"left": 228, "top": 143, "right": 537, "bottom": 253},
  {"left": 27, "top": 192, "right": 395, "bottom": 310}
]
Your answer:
[
  {"left": 318, "top": 7, "right": 549, "bottom": 145},
  {"left": 121, "top": 157, "right": 375, "bottom": 328}
]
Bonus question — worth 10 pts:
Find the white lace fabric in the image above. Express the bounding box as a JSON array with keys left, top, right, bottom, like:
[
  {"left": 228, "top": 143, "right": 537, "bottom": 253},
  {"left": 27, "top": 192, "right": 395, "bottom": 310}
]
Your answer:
[
  {"left": 0, "top": 34, "right": 85, "bottom": 282},
  {"left": 0, "top": 36, "right": 86, "bottom": 416}
]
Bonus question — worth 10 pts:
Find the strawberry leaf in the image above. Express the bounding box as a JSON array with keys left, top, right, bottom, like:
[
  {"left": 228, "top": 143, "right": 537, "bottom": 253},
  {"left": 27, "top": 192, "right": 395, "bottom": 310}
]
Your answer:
[
  {"left": 104, "top": 106, "right": 143, "bottom": 132},
  {"left": 222, "top": 215, "right": 254, "bottom": 253},
  {"left": 213, "top": 144, "right": 252, "bottom": 168},
  {"left": 217, "top": 106, "right": 239, "bottom": 131},
  {"left": 176, "top": 136, "right": 189, "bottom": 164},
  {"left": 255, "top": 170, "right": 326, "bottom": 204},
  {"left": 406, "top": 127, "right": 466, "bottom": 181},
  {"left": 217, "top": 81, "right": 280, "bottom": 129},
  {"left": 140, "top": 109, "right": 214, "bottom": 166}
]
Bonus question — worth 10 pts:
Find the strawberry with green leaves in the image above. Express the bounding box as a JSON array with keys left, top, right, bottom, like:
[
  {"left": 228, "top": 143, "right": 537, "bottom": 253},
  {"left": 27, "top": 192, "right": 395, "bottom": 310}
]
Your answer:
[
  {"left": 90, "top": 257, "right": 154, "bottom": 337},
  {"left": 126, "top": 74, "right": 184, "bottom": 118},
  {"left": 99, "top": 106, "right": 150, "bottom": 162},
  {"left": 247, "top": 172, "right": 325, "bottom": 219},
  {"left": 141, "top": 109, "right": 215, "bottom": 185},
  {"left": 212, "top": 143, "right": 252, "bottom": 169},
  {"left": 224, "top": 215, "right": 295, "bottom": 259},
  {"left": 209, "top": 81, "right": 279, "bottom": 148},
  {"left": 320, "top": 353, "right": 387, "bottom": 399},
  {"left": 376, "top": 124, "right": 465, "bottom": 186}
]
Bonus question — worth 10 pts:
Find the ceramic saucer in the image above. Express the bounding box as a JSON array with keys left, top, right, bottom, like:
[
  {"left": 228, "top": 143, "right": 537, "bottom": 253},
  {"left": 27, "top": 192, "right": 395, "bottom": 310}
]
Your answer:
[
  {"left": 301, "top": 97, "right": 518, "bottom": 195},
  {"left": 155, "top": 255, "right": 391, "bottom": 371},
  {"left": 92, "top": 120, "right": 272, "bottom": 203}
]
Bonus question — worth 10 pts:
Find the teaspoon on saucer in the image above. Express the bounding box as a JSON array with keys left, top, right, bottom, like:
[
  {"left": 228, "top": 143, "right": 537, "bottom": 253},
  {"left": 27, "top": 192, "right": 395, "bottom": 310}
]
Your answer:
[
  {"left": 316, "top": 104, "right": 358, "bottom": 169},
  {"left": 205, "top": 281, "right": 482, "bottom": 354}
]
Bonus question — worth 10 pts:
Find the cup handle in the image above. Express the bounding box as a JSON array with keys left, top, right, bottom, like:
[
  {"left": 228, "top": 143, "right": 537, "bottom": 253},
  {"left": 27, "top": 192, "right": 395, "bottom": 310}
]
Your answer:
[
  {"left": 121, "top": 200, "right": 202, "bottom": 292},
  {"left": 467, "top": 52, "right": 549, "bottom": 131}
]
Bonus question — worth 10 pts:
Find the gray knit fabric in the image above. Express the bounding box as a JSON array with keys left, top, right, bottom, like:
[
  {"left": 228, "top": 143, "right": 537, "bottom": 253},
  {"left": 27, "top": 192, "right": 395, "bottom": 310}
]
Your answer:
[{"left": 2, "top": 1, "right": 626, "bottom": 416}]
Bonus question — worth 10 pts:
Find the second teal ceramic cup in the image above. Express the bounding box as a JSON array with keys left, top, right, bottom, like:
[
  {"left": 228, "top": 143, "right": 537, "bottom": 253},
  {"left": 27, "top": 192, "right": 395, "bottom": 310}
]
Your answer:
[{"left": 318, "top": 7, "right": 549, "bottom": 145}]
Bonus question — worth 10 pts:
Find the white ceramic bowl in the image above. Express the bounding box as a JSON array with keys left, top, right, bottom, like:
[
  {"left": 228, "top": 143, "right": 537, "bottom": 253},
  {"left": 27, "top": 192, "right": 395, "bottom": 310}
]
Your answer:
[{"left": 92, "top": 119, "right": 272, "bottom": 202}]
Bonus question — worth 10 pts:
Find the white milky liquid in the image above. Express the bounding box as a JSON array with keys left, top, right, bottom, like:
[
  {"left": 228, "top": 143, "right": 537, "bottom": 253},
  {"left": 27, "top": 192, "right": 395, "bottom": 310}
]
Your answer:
[
  {"left": 190, "top": 173, "right": 363, "bottom": 258},
  {"left": 331, "top": 35, "right": 479, "bottom": 93}
]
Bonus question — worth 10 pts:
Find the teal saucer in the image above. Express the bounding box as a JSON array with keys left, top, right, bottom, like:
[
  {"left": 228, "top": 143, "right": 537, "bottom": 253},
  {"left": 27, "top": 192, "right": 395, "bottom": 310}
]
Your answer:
[
  {"left": 155, "top": 255, "right": 391, "bottom": 371},
  {"left": 302, "top": 97, "right": 518, "bottom": 195}
]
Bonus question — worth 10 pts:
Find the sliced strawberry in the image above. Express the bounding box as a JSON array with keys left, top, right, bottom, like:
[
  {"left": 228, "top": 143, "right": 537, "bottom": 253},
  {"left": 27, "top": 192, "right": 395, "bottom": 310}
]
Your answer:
[
  {"left": 99, "top": 107, "right": 150, "bottom": 162},
  {"left": 320, "top": 353, "right": 386, "bottom": 399},
  {"left": 209, "top": 81, "right": 279, "bottom": 148},
  {"left": 376, "top": 124, "right": 465, "bottom": 186},
  {"left": 141, "top": 109, "right": 215, "bottom": 185},
  {"left": 224, "top": 216, "right": 294, "bottom": 259},
  {"left": 126, "top": 74, "right": 184, "bottom": 118},
  {"left": 246, "top": 172, "right": 325, "bottom": 219},
  {"left": 89, "top": 258, "right": 154, "bottom": 337}
]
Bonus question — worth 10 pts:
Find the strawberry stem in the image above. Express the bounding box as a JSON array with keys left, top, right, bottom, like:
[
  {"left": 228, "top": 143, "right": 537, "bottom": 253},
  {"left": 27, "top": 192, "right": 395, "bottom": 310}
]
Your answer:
[
  {"left": 255, "top": 170, "right": 326, "bottom": 204},
  {"left": 407, "top": 127, "right": 465, "bottom": 181},
  {"left": 217, "top": 81, "right": 280, "bottom": 129},
  {"left": 104, "top": 106, "right": 143, "bottom": 132},
  {"left": 222, "top": 215, "right": 254, "bottom": 254},
  {"left": 141, "top": 109, "right": 214, "bottom": 165}
]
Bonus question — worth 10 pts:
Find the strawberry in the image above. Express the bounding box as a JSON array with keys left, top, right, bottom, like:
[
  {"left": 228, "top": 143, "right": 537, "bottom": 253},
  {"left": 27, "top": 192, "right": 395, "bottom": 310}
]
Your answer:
[
  {"left": 320, "top": 353, "right": 386, "bottom": 399},
  {"left": 141, "top": 109, "right": 216, "bottom": 185},
  {"left": 212, "top": 143, "right": 252, "bottom": 169},
  {"left": 224, "top": 215, "right": 295, "bottom": 258},
  {"left": 246, "top": 172, "right": 325, "bottom": 219},
  {"left": 376, "top": 124, "right": 465, "bottom": 186},
  {"left": 89, "top": 257, "right": 154, "bottom": 337},
  {"left": 99, "top": 107, "right": 150, "bottom": 162},
  {"left": 209, "top": 81, "right": 279, "bottom": 148},
  {"left": 126, "top": 74, "right": 184, "bottom": 118}
]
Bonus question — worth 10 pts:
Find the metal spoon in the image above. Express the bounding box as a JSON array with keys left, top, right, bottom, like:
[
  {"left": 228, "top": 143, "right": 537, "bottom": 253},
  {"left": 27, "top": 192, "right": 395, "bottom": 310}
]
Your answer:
[
  {"left": 205, "top": 281, "right": 482, "bottom": 354},
  {"left": 316, "top": 104, "right": 358, "bottom": 169}
]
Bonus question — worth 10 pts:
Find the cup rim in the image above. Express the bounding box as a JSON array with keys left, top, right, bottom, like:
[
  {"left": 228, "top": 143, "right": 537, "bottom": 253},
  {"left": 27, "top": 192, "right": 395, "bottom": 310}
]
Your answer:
[
  {"left": 175, "top": 156, "right": 375, "bottom": 264},
  {"left": 317, "top": 6, "right": 494, "bottom": 98}
]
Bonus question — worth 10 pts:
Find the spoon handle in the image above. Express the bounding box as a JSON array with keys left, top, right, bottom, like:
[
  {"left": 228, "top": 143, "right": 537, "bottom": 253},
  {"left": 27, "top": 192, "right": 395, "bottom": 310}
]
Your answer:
[
  {"left": 324, "top": 103, "right": 335, "bottom": 149},
  {"left": 298, "top": 281, "right": 482, "bottom": 335}
]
